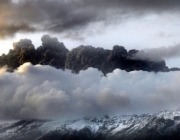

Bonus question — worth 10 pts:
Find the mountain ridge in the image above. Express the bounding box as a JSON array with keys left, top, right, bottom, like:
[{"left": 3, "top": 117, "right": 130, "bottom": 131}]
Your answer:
[{"left": 1, "top": 110, "right": 180, "bottom": 140}]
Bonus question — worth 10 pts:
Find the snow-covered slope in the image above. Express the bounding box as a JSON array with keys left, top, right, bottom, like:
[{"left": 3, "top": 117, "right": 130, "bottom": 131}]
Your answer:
[{"left": 1, "top": 110, "right": 180, "bottom": 140}]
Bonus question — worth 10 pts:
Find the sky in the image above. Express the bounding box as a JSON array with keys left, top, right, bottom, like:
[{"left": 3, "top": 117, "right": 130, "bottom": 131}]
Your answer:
[
  {"left": 0, "top": 0, "right": 180, "bottom": 67},
  {"left": 0, "top": 0, "right": 180, "bottom": 120}
]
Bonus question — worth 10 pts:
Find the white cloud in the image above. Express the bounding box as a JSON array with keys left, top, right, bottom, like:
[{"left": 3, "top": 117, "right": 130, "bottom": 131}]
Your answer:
[{"left": 0, "top": 63, "right": 180, "bottom": 120}]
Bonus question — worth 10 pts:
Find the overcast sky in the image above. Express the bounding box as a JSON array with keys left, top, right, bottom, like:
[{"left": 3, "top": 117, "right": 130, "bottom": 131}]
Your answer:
[{"left": 0, "top": 0, "right": 180, "bottom": 67}]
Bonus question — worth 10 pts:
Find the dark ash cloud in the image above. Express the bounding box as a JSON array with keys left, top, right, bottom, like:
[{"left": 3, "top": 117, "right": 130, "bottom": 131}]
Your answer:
[
  {"left": 0, "top": 35, "right": 169, "bottom": 74},
  {"left": 1, "top": 0, "right": 180, "bottom": 38}
]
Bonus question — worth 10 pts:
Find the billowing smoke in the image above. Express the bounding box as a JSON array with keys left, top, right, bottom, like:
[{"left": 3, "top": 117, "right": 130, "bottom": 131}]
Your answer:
[
  {"left": 0, "top": 35, "right": 69, "bottom": 70},
  {"left": 0, "top": 63, "right": 180, "bottom": 120},
  {"left": 0, "top": 35, "right": 170, "bottom": 74},
  {"left": 1, "top": 0, "right": 180, "bottom": 38},
  {"left": 132, "top": 44, "right": 180, "bottom": 61}
]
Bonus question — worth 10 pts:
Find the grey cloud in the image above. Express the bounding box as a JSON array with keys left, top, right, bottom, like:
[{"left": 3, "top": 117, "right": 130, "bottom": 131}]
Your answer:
[
  {"left": 0, "top": 63, "right": 180, "bottom": 120},
  {"left": 1, "top": 0, "right": 180, "bottom": 38},
  {"left": 132, "top": 44, "right": 180, "bottom": 61},
  {"left": 0, "top": 22, "right": 35, "bottom": 39}
]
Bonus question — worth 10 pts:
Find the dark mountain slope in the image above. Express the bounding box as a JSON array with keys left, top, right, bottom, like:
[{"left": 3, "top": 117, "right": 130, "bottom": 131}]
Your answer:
[{"left": 1, "top": 110, "right": 180, "bottom": 140}]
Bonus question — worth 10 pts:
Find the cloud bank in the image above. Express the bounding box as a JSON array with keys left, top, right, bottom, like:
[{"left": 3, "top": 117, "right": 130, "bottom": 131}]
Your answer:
[
  {"left": 0, "top": 63, "right": 180, "bottom": 120},
  {"left": 1, "top": 0, "right": 180, "bottom": 38}
]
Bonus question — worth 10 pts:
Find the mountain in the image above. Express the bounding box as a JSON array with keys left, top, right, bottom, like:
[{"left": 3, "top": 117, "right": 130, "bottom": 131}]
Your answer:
[{"left": 1, "top": 110, "right": 180, "bottom": 140}]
